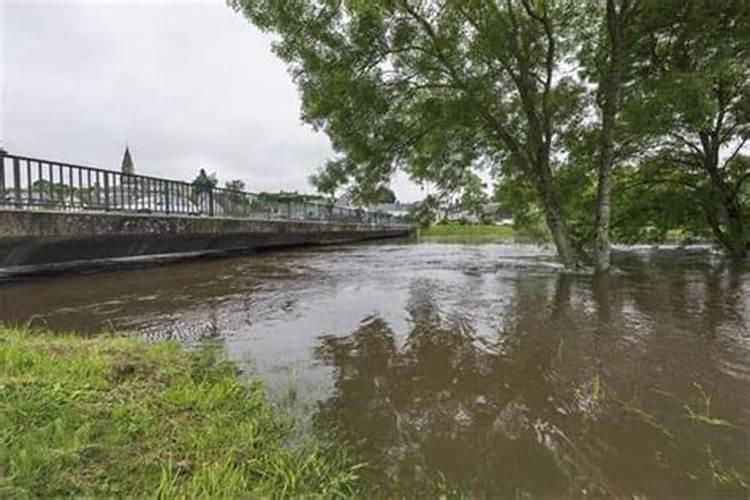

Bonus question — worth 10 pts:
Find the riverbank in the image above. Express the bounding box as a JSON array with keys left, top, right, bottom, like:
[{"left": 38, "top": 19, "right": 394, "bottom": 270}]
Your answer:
[
  {"left": 417, "top": 223, "right": 709, "bottom": 247},
  {"left": 0, "top": 328, "right": 360, "bottom": 497},
  {"left": 418, "top": 223, "right": 517, "bottom": 242}
]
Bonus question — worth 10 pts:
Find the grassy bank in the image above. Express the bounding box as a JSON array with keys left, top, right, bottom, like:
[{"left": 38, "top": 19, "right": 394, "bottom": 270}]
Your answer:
[
  {"left": 0, "top": 328, "right": 360, "bottom": 498},
  {"left": 418, "top": 224, "right": 517, "bottom": 243},
  {"left": 418, "top": 223, "right": 703, "bottom": 246}
]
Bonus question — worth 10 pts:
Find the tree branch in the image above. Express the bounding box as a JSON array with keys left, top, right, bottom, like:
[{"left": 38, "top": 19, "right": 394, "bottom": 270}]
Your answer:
[
  {"left": 400, "top": 0, "right": 527, "bottom": 163},
  {"left": 669, "top": 132, "right": 704, "bottom": 157},
  {"left": 722, "top": 137, "right": 748, "bottom": 170}
]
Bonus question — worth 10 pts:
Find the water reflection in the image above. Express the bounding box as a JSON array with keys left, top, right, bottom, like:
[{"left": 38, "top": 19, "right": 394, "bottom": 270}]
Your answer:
[
  {"left": 0, "top": 243, "right": 748, "bottom": 496},
  {"left": 314, "top": 252, "right": 749, "bottom": 497}
]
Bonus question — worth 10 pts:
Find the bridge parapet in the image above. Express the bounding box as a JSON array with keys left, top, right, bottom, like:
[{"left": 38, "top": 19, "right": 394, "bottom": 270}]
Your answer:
[
  {"left": 0, "top": 152, "right": 412, "bottom": 274},
  {"left": 0, "top": 151, "right": 405, "bottom": 226}
]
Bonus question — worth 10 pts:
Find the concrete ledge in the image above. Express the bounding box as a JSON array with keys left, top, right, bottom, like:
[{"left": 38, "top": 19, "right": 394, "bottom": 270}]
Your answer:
[{"left": 0, "top": 209, "right": 411, "bottom": 270}]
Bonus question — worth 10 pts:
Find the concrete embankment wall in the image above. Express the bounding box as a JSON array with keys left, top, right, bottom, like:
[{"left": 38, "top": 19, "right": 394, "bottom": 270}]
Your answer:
[{"left": 0, "top": 209, "right": 411, "bottom": 271}]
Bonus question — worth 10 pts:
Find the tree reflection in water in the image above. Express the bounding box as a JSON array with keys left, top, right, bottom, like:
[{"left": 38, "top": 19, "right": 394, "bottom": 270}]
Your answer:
[
  {"left": 2, "top": 244, "right": 747, "bottom": 496},
  {"left": 314, "top": 259, "right": 750, "bottom": 497}
]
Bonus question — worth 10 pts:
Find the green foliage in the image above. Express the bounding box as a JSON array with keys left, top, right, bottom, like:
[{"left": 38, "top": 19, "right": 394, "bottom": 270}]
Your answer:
[
  {"left": 407, "top": 194, "right": 440, "bottom": 228},
  {"left": 610, "top": 161, "right": 713, "bottom": 243},
  {"left": 222, "top": 179, "right": 252, "bottom": 210},
  {"left": 341, "top": 184, "right": 397, "bottom": 206},
  {"left": 374, "top": 186, "right": 397, "bottom": 204},
  {"left": 618, "top": 0, "right": 750, "bottom": 253},
  {"left": 231, "top": 0, "right": 588, "bottom": 261},
  {"left": 499, "top": 154, "right": 724, "bottom": 245},
  {"left": 494, "top": 175, "right": 552, "bottom": 242},
  {"left": 0, "top": 328, "right": 361, "bottom": 498},
  {"left": 29, "top": 179, "right": 79, "bottom": 201},
  {"left": 224, "top": 179, "right": 246, "bottom": 192},
  {"left": 370, "top": 185, "right": 397, "bottom": 204},
  {"left": 457, "top": 173, "right": 489, "bottom": 219},
  {"left": 232, "top": 0, "right": 750, "bottom": 256}
]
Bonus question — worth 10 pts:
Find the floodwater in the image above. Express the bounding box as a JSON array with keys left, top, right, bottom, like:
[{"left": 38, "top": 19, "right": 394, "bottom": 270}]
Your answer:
[{"left": 1, "top": 242, "right": 749, "bottom": 497}]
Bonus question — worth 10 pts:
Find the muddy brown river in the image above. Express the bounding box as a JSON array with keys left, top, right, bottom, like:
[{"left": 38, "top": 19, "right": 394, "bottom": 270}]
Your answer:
[{"left": 1, "top": 242, "right": 748, "bottom": 497}]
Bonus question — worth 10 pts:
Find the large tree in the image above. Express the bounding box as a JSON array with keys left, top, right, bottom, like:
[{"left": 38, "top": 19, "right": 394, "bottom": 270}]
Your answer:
[
  {"left": 624, "top": 0, "right": 750, "bottom": 257},
  {"left": 231, "top": 0, "right": 750, "bottom": 265},
  {"left": 588, "top": 0, "right": 641, "bottom": 272},
  {"left": 231, "top": 0, "right": 586, "bottom": 267}
]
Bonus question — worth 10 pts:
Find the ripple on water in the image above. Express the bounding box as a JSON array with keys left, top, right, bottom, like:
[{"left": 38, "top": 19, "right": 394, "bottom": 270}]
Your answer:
[{"left": 0, "top": 243, "right": 748, "bottom": 497}]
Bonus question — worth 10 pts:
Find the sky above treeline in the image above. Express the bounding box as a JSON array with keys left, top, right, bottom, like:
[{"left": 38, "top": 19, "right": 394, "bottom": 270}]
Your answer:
[{"left": 0, "top": 0, "right": 427, "bottom": 202}]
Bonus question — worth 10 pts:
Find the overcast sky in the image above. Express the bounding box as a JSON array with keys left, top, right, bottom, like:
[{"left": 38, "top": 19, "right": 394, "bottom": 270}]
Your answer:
[{"left": 0, "top": 0, "right": 426, "bottom": 201}]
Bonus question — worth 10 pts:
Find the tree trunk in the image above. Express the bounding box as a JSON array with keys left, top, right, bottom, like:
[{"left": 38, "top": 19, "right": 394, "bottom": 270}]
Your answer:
[
  {"left": 723, "top": 196, "right": 747, "bottom": 258},
  {"left": 703, "top": 135, "right": 747, "bottom": 258},
  {"left": 704, "top": 197, "right": 746, "bottom": 258},
  {"left": 705, "top": 208, "right": 728, "bottom": 250},
  {"left": 534, "top": 166, "right": 578, "bottom": 268},
  {"left": 594, "top": 0, "right": 626, "bottom": 274},
  {"left": 545, "top": 194, "right": 577, "bottom": 268},
  {"left": 595, "top": 111, "right": 616, "bottom": 273}
]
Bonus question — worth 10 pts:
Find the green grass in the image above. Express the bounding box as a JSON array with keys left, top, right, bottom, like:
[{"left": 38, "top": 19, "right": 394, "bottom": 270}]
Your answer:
[
  {"left": 418, "top": 224, "right": 517, "bottom": 242},
  {"left": 0, "top": 327, "right": 361, "bottom": 498}
]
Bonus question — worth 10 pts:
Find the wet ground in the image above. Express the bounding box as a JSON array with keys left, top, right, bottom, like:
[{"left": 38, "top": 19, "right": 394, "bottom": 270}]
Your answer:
[{"left": 1, "top": 242, "right": 748, "bottom": 497}]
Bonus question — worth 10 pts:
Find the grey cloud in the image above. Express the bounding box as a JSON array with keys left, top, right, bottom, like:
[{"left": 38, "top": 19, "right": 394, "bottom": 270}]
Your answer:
[{"left": 2, "top": 0, "right": 429, "bottom": 201}]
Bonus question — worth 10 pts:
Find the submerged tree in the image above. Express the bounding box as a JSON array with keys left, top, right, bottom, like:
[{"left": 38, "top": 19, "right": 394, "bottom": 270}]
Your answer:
[
  {"left": 231, "top": 0, "right": 588, "bottom": 267},
  {"left": 585, "top": 0, "right": 641, "bottom": 272},
  {"left": 231, "top": 0, "right": 750, "bottom": 265}
]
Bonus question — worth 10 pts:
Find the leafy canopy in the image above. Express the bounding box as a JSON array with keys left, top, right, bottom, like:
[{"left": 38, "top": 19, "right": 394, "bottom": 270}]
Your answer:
[{"left": 230, "top": 0, "right": 586, "bottom": 199}]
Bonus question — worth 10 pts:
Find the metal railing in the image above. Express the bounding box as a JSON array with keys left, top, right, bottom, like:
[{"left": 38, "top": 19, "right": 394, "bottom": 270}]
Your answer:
[{"left": 0, "top": 152, "right": 407, "bottom": 226}]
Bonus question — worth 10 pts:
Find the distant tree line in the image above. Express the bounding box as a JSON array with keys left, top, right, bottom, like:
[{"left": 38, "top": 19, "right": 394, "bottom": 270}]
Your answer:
[{"left": 191, "top": 169, "right": 330, "bottom": 215}]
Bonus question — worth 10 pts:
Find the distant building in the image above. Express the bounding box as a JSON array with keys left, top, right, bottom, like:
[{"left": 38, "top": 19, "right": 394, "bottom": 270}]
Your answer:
[
  {"left": 121, "top": 146, "right": 135, "bottom": 175},
  {"left": 105, "top": 146, "right": 142, "bottom": 208},
  {"left": 104, "top": 147, "right": 203, "bottom": 214},
  {"left": 335, "top": 192, "right": 414, "bottom": 218},
  {"left": 442, "top": 202, "right": 512, "bottom": 225},
  {"left": 372, "top": 202, "right": 414, "bottom": 218}
]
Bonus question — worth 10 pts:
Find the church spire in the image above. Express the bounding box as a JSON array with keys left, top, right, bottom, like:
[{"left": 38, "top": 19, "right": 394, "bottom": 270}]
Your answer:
[{"left": 121, "top": 146, "right": 135, "bottom": 175}]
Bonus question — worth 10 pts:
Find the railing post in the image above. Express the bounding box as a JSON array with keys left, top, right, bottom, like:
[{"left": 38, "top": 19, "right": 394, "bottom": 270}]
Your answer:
[
  {"left": 13, "top": 157, "right": 22, "bottom": 208},
  {"left": 208, "top": 188, "right": 214, "bottom": 217},
  {"left": 0, "top": 150, "right": 6, "bottom": 203},
  {"left": 103, "top": 172, "right": 110, "bottom": 211},
  {"left": 165, "top": 181, "right": 171, "bottom": 215}
]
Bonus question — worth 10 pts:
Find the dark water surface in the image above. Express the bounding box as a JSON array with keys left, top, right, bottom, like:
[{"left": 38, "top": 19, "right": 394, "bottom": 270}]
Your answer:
[{"left": 1, "top": 243, "right": 749, "bottom": 497}]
